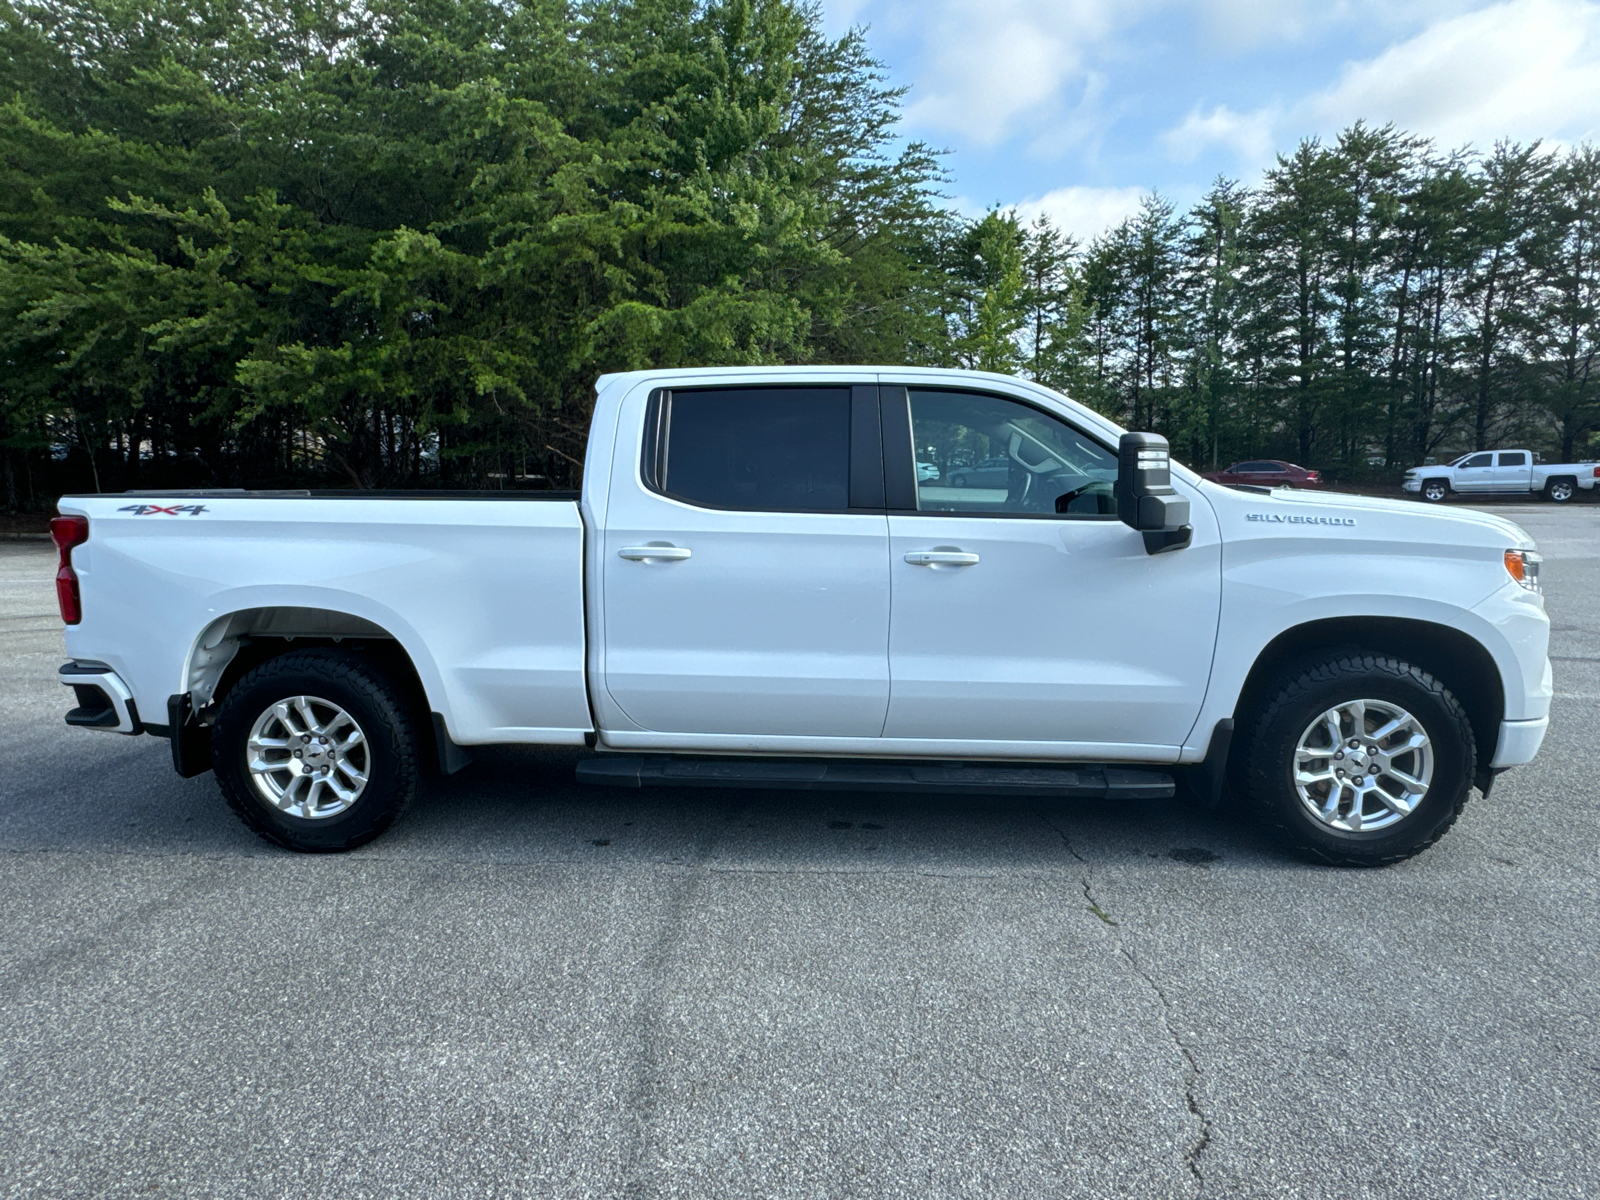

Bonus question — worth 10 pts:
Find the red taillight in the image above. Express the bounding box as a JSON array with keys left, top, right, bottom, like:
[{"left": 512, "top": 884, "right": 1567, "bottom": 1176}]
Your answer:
[
  {"left": 50, "top": 515, "right": 88, "bottom": 625},
  {"left": 1308, "top": 471, "right": 1321, "bottom": 481},
  {"left": 1593, "top": 466, "right": 1599, "bottom": 478}
]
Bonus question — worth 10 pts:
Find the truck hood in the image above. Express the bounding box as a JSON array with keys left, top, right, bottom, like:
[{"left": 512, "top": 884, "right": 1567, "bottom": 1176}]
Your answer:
[{"left": 1194, "top": 480, "right": 1537, "bottom": 550}]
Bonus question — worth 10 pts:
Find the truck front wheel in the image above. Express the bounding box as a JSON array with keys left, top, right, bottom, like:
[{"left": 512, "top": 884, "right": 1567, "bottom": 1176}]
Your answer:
[
  {"left": 1544, "top": 477, "right": 1576, "bottom": 502},
  {"left": 212, "top": 649, "right": 420, "bottom": 852},
  {"left": 1421, "top": 479, "right": 1449, "bottom": 502},
  {"left": 1238, "top": 653, "right": 1475, "bottom": 866}
]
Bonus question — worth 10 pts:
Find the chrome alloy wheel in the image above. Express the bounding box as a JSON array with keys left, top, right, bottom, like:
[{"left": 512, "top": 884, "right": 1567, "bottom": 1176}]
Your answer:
[
  {"left": 1292, "top": 699, "right": 1433, "bottom": 833},
  {"left": 246, "top": 695, "right": 369, "bottom": 819}
]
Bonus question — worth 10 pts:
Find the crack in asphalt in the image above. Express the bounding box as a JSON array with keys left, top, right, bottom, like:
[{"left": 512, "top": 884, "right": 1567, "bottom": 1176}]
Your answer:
[{"left": 1036, "top": 810, "right": 1214, "bottom": 1198}]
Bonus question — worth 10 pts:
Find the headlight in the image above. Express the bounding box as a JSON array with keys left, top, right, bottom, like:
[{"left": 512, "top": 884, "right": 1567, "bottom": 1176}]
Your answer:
[{"left": 1504, "top": 549, "right": 1542, "bottom": 593}]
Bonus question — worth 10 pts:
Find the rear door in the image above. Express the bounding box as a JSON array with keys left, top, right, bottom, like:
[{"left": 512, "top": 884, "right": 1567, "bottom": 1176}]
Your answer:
[
  {"left": 882, "top": 386, "right": 1221, "bottom": 754},
  {"left": 600, "top": 383, "right": 892, "bottom": 737},
  {"left": 1494, "top": 451, "right": 1532, "bottom": 492}
]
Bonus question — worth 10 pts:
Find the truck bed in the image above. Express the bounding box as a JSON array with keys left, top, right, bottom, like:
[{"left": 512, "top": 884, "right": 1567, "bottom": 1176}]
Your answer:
[{"left": 55, "top": 491, "right": 593, "bottom": 748}]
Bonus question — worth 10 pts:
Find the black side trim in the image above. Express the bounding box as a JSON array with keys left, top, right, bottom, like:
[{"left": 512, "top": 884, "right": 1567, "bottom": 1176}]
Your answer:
[
  {"left": 879, "top": 385, "right": 917, "bottom": 510},
  {"left": 1143, "top": 526, "right": 1194, "bottom": 554},
  {"left": 576, "top": 755, "right": 1174, "bottom": 799},
  {"left": 640, "top": 388, "right": 667, "bottom": 492},
  {"left": 432, "top": 713, "right": 474, "bottom": 775},
  {"left": 849, "top": 384, "right": 885, "bottom": 509},
  {"left": 167, "top": 693, "right": 213, "bottom": 778}
]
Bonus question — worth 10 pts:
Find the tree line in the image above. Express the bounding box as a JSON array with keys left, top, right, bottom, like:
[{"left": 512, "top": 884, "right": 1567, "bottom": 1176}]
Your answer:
[
  {"left": 973, "top": 130, "right": 1600, "bottom": 478},
  {"left": 2, "top": 0, "right": 1597, "bottom": 508}
]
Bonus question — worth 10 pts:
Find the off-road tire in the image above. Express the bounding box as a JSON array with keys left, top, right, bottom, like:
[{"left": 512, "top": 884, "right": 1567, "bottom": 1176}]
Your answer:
[
  {"left": 1544, "top": 477, "right": 1576, "bottom": 503},
  {"left": 212, "top": 649, "right": 419, "bottom": 852},
  {"left": 1239, "top": 652, "right": 1475, "bottom": 867}
]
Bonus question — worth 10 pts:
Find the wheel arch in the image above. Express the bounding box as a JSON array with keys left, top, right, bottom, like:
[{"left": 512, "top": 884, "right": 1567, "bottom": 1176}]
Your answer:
[
  {"left": 1233, "top": 616, "right": 1504, "bottom": 774},
  {"left": 183, "top": 605, "right": 445, "bottom": 762}
]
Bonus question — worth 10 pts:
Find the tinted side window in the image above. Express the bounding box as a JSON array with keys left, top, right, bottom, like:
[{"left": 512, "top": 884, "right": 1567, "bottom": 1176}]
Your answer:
[
  {"left": 1499, "top": 452, "right": 1528, "bottom": 466},
  {"left": 1462, "top": 453, "right": 1493, "bottom": 468},
  {"left": 661, "top": 387, "right": 851, "bottom": 511},
  {"left": 908, "top": 390, "right": 1118, "bottom": 516},
  {"left": 1238, "top": 461, "right": 1275, "bottom": 472}
]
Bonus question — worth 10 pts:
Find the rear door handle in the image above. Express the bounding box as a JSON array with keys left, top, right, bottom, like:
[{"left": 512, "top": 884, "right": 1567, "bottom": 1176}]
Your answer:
[
  {"left": 903, "top": 551, "right": 980, "bottom": 567},
  {"left": 618, "top": 545, "right": 692, "bottom": 562}
]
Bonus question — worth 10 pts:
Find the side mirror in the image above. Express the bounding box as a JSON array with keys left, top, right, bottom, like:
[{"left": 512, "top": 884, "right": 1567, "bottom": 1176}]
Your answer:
[{"left": 1116, "top": 432, "right": 1192, "bottom": 554}]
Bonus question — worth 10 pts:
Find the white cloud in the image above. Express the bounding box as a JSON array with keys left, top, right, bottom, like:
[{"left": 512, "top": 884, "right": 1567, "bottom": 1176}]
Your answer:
[
  {"left": 1014, "top": 186, "right": 1149, "bottom": 241},
  {"left": 1306, "top": 0, "right": 1600, "bottom": 147},
  {"left": 1162, "top": 105, "right": 1279, "bottom": 163},
  {"left": 895, "top": 0, "right": 1145, "bottom": 145},
  {"left": 1191, "top": 0, "right": 1461, "bottom": 51},
  {"left": 1167, "top": 0, "right": 1600, "bottom": 164},
  {"left": 840, "top": 0, "right": 1469, "bottom": 149}
]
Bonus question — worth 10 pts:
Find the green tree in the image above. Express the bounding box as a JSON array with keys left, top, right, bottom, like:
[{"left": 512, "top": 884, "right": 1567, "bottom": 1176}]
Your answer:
[{"left": 1530, "top": 145, "right": 1600, "bottom": 459}]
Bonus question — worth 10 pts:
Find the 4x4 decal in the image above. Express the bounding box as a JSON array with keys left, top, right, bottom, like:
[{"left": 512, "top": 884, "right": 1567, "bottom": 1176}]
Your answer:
[{"left": 118, "top": 503, "right": 208, "bottom": 516}]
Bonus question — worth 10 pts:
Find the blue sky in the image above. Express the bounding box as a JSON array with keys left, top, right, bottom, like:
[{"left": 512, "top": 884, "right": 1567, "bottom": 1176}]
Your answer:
[{"left": 820, "top": 0, "right": 1600, "bottom": 241}]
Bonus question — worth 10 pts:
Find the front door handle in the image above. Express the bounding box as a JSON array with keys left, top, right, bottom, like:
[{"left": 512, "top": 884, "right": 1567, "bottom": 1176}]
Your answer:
[
  {"left": 903, "top": 550, "right": 980, "bottom": 567},
  {"left": 618, "top": 545, "right": 692, "bottom": 562}
]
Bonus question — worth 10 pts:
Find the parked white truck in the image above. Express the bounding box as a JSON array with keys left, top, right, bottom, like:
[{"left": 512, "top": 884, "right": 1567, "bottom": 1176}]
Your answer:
[
  {"left": 1404, "top": 449, "right": 1600, "bottom": 502},
  {"left": 53, "top": 367, "right": 1551, "bottom": 865}
]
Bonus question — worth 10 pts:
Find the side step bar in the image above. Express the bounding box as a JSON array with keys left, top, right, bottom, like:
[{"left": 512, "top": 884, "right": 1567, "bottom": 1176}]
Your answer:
[{"left": 576, "top": 755, "right": 1174, "bottom": 800}]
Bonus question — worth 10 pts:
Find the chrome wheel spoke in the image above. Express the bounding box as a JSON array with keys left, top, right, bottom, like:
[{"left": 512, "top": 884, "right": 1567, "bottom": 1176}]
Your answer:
[
  {"left": 1385, "top": 767, "right": 1427, "bottom": 793},
  {"left": 293, "top": 697, "right": 321, "bottom": 735},
  {"left": 1344, "top": 791, "right": 1365, "bottom": 831},
  {"left": 273, "top": 701, "right": 304, "bottom": 736},
  {"left": 1322, "top": 712, "right": 1343, "bottom": 750},
  {"left": 1317, "top": 782, "right": 1344, "bottom": 821},
  {"left": 1375, "top": 788, "right": 1417, "bottom": 817}
]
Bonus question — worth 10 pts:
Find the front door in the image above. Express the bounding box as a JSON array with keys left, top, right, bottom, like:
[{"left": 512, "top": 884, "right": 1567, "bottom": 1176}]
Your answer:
[
  {"left": 601, "top": 383, "right": 891, "bottom": 738},
  {"left": 1452, "top": 452, "right": 1496, "bottom": 492},
  {"left": 882, "top": 387, "right": 1221, "bottom": 753}
]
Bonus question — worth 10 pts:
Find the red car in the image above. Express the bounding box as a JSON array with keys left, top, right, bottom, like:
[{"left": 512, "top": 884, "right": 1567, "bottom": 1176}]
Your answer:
[{"left": 1202, "top": 459, "right": 1323, "bottom": 488}]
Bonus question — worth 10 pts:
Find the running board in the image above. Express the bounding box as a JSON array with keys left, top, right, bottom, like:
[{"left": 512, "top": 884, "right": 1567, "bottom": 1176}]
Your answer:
[{"left": 575, "top": 756, "right": 1174, "bottom": 800}]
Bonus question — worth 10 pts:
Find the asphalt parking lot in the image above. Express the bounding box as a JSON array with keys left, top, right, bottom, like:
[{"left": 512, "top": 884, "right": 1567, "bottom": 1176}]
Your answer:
[{"left": 3, "top": 506, "right": 1598, "bottom": 1199}]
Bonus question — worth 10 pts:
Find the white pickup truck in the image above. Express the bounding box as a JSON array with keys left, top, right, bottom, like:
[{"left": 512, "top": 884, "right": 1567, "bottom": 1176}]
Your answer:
[
  {"left": 1404, "top": 450, "right": 1600, "bottom": 502},
  {"left": 53, "top": 367, "right": 1551, "bottom": 866}
]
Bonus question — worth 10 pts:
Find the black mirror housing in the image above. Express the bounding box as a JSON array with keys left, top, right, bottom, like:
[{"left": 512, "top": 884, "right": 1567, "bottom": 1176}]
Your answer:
[{"left": 1116, "top": 432, "right": 1192, "bottom": 554}]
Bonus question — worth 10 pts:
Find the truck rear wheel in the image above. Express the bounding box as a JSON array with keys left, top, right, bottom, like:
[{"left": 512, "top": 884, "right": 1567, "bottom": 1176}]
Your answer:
[
  {"left": 1544, "top": 477, "right": 1576, "bottom": 502},
  {"left": 212, "top": 649, "right": 419, "bottom": 852},
  {"left": 1238, "top": 652, "right": 1475, "bottom": 866}
]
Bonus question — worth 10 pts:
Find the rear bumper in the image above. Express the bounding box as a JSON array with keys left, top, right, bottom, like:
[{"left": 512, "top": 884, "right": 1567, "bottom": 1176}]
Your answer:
[
  {"left": 1490, "top": 717, "right": 1548, "bottom": 768},
  {"left": 60, "top": 661, "right": 143, "bottom": 735}
]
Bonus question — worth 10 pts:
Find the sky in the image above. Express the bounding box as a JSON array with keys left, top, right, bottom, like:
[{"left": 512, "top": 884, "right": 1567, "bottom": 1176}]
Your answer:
[{"left": 819, "top": 0, "right": 1600, "bottom": 241}]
